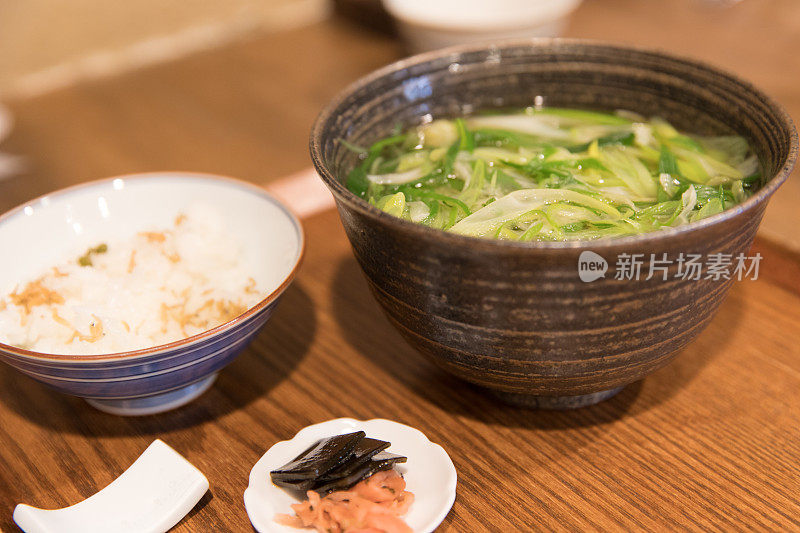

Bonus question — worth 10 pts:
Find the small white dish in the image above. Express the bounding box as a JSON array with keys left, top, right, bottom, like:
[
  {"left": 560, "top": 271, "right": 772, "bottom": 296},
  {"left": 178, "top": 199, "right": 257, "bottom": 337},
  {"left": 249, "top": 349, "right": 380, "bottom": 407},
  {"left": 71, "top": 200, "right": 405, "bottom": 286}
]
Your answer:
[
  {"left": 13, "top": 439, "right": 209, "bottom": 533},
  {"left": 244, "top": 418, "right": 457, "bottom": 532},
  {"left": 382, "top": 0, "right": 583, "bottom": 53}
]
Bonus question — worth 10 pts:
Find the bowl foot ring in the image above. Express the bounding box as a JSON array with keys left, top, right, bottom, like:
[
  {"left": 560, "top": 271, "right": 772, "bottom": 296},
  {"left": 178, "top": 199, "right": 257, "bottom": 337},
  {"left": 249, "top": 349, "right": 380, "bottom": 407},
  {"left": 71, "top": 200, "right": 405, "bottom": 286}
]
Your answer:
[
  {"left": 85, "top": 374, "right": 217, "bottom": 416},
  {"left": 493, "top": 385, "right": 624, "bottom": 409}
]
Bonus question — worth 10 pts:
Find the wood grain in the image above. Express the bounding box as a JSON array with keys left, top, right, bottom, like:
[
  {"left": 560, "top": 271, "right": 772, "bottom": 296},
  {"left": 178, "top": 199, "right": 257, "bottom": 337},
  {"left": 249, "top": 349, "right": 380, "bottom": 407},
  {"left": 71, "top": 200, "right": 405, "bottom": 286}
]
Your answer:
[
  {"left": 0, "top": 207, "right": 798, "bottom": 531},
  {"left": 0, "top": 8, "right": 799, "bottom": 533},
  {"left": 567, "top": 0, "right": 800, "bottom": 252},
  {"left": 0, "top": 19, "right": 402, "bottom": 213}
]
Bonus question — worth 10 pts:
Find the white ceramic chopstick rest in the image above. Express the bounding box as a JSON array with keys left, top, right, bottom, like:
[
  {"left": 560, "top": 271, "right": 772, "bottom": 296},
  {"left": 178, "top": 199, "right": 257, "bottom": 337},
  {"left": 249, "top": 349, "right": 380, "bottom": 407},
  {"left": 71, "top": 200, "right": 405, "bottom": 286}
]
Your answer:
[{"left": 13, "top": 439, "right": 209, "bottom": 533}]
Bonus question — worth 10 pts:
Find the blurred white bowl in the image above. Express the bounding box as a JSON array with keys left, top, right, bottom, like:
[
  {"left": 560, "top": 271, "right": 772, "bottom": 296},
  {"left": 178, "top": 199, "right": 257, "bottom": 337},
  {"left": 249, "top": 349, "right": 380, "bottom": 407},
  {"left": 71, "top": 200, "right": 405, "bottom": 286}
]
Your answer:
[{"left": 382, "top": 0, "right": 582, "bottom": 53}]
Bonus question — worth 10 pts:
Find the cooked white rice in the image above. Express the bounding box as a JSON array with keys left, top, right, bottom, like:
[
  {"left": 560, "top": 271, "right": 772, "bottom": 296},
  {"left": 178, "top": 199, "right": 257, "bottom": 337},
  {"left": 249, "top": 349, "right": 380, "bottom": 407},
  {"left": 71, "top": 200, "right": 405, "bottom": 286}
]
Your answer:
[{"left": 0, "top": 205, "right": 267, "bottom": 355}]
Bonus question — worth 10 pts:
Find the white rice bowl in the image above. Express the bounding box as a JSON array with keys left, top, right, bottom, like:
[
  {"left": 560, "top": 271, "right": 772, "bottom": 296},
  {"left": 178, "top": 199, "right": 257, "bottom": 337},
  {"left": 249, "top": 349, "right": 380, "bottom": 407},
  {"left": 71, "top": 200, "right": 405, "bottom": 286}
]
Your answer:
[{"left": 0, "top": 173, "right": 303, "bottom": 356}]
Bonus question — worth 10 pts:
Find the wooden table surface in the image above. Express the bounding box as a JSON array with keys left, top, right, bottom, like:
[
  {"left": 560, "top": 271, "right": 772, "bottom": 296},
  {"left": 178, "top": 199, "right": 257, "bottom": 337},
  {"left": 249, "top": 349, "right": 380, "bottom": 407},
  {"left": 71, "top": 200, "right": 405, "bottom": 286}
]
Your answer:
[{"left": 1, "top": 2, "right": 799, "bottom": 532}]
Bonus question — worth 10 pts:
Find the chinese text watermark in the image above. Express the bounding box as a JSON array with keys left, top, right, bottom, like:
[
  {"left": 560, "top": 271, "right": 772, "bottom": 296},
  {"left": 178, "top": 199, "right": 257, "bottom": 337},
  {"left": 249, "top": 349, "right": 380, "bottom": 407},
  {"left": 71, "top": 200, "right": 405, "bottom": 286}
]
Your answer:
[{"left": 578, "top": 251, "right": 761, "bottom": 282}]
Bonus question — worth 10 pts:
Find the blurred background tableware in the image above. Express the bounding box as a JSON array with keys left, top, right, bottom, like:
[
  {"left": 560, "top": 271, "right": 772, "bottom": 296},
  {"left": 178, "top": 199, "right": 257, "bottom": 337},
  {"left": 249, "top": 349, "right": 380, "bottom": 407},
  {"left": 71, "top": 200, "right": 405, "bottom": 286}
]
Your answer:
[
  {"left": 0, "top": 104, "right": 23, "bottom": 181},
  {"left": 381, "top": 0, "right": 583, "bottom": 52}
]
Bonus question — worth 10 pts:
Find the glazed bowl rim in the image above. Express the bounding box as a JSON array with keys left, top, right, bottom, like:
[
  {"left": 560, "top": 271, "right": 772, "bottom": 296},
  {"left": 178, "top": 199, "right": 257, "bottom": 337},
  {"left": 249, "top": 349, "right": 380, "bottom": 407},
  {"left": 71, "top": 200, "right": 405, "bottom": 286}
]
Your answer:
[
  {"left": 310, "top": 37, "right": 798, "bottom": 251},
  {"left": 0, "top": 171, "right": 305, "bottom": 363}
]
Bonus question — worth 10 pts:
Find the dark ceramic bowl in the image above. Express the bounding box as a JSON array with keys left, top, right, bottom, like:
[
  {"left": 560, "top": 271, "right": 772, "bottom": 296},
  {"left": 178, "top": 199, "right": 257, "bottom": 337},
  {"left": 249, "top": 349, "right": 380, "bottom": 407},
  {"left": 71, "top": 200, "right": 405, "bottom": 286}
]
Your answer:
[{"left": 310, "top": 40, "right": 798, "bottom": 408}]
